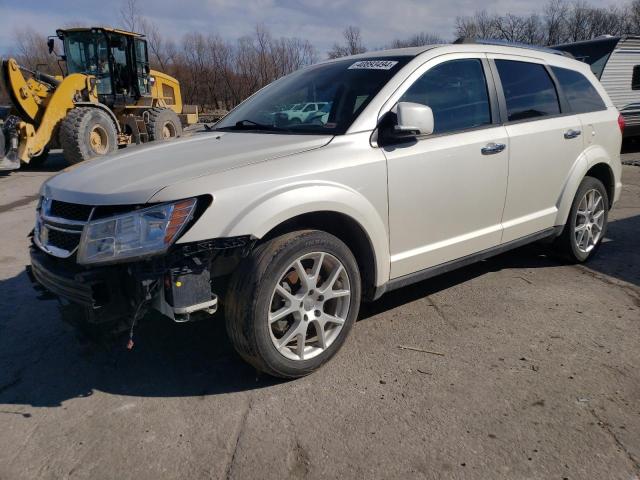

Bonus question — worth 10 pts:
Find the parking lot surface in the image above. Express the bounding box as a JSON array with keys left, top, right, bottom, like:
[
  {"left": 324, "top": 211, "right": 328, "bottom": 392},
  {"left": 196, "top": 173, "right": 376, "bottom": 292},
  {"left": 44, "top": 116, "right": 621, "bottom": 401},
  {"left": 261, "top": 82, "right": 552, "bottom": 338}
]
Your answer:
[{"left": 0, "top": 152, "right": 638, "bottom": 480}]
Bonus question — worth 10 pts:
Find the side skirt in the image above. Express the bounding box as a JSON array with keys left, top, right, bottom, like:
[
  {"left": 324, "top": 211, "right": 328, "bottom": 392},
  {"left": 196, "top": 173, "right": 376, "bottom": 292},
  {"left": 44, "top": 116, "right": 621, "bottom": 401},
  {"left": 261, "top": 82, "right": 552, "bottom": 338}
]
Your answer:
[{"left": 372, "top": 226, "right": 562, "bottom": 300}]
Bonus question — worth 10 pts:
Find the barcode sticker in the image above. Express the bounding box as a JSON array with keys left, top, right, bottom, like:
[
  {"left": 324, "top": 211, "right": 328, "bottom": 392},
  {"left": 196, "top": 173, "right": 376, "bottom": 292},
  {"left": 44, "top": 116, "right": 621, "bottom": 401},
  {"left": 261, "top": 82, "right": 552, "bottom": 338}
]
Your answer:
[{"left": 348, "top": 60, "right": 399, "bottom": 70}]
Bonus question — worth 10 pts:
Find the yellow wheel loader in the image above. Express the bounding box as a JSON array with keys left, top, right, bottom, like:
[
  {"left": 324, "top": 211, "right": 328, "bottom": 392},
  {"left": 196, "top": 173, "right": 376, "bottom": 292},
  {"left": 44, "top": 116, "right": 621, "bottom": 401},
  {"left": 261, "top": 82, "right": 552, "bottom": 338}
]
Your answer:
[{"left": 0, "top": 27, "right": 198, "bottom": 170}]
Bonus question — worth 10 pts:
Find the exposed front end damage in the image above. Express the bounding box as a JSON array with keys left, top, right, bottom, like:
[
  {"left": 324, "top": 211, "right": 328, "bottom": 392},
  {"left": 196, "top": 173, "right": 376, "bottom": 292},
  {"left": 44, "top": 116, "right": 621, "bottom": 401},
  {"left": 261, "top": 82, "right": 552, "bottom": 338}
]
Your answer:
[{"left": 27, "top": 196, "right": 254, "bottom": 340}]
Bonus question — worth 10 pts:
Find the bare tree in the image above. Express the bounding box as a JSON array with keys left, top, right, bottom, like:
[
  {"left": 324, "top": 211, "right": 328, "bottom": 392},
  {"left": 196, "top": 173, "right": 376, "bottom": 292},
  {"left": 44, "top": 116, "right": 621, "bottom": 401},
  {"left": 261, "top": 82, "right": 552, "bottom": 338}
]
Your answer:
[
  {"left": 12, "top": 27, "right": 58, "bottom": 73},
  {"left": 544, "top": 0, "right": 569, "bottom": 44},
  {"left": 119, "top": 0, "right": 142, "bottom": 33},
  {"left": 142, "top": 19, "right": 176, "bottom": 70},
  {"left": 455, "top": 10, "right": 500, "bottom": 40},
  {"left": 328, "top": 26, "right": 367, "bottom": 59},
  {"left": 455, "top": 0, "right": 635, "bottom": 46},
  {"left": 388, "top": 32, "right": 444, "bottom": 48}
]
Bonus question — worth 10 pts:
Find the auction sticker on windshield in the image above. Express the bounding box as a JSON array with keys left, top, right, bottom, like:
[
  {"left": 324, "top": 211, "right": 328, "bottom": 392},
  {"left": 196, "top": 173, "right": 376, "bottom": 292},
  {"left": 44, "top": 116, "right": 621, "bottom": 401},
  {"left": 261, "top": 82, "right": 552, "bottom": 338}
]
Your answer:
[{"left": 348, "top": 60, "right": 399, "bottom": 70}]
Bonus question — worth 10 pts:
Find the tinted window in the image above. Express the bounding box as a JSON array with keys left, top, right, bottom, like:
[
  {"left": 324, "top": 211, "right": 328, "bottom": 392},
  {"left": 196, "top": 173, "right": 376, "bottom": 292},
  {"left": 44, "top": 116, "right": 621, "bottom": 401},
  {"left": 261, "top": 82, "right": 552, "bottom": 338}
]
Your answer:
[
  {"left": 496, "top": 60, "right": 560, "bottom": 121},
  {"left": 400, "top": 59, "right": 491, "bottom": 134},
  {"left": 633, "top": 65, "right": 640, "bottom": 90},
  {"left": 551, "top": 66, "right": 606, "bottom": 113}
]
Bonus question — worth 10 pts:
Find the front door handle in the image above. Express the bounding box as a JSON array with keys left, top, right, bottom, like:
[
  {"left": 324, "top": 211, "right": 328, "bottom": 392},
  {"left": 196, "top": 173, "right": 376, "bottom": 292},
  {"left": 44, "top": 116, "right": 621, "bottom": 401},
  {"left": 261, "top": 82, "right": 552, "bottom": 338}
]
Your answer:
[
  {"left": 481, "top": 142, "right": 506, "bottom": 155},
  {"left": 564, "top": 129, "right": 582, "bottom": 139}
]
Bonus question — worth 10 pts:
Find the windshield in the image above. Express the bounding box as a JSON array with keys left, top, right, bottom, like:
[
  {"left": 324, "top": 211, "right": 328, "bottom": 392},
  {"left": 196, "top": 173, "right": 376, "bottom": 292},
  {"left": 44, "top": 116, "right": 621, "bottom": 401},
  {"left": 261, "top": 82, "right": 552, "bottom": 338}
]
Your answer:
[
  {"left": 553, "top": 38, "right": 620, "bottom": 79},
  {"left": 215, "top": 57, "right": 411, "bottom": 134},
  {"left": 64, "top": 31, "right": 112, "bottom": 95}
]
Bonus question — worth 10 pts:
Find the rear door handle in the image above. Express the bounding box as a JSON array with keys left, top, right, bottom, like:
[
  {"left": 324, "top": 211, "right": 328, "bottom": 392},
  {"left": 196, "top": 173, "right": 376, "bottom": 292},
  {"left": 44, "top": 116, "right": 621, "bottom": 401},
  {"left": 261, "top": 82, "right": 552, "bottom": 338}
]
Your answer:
[
  {"left": 564, "top": 129, "right": 582, "bottom": 139},
  {"left": 481, "top": 142, "right": 506, "bottom": 155}
]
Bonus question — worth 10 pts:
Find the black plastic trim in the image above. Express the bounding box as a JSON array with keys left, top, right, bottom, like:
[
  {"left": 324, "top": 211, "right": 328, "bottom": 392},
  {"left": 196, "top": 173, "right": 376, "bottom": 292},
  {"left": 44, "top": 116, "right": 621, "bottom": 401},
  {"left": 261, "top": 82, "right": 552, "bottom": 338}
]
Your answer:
[{"left": 373, "top": 227, "right": 561, "bottom": 300}]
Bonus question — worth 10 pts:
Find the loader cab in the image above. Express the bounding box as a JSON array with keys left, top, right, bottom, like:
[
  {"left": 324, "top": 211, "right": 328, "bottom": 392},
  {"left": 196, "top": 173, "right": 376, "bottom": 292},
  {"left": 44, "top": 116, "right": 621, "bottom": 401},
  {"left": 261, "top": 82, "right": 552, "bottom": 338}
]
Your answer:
[{"left": 57, "top": 27, "right": 151, "bottom": 105}]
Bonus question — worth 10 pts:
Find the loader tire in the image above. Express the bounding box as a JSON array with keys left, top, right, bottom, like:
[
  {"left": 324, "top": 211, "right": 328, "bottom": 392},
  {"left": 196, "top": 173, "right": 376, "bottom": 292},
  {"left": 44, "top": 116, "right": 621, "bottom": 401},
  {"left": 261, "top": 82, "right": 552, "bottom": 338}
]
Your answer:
[
  {"left": 60, "top": 107, "right": 117, "bottom": 165},
  {"left": 146, "top": 107, "right": 182, "bottom": 142}
]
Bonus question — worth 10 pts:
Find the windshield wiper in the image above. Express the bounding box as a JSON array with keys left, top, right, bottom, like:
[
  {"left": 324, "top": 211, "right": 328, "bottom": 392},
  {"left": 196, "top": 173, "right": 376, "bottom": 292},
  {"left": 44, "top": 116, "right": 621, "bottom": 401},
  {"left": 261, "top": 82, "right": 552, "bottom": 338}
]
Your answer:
[{"left": 216, "top": 119, "right": 289, "bottom": 132}]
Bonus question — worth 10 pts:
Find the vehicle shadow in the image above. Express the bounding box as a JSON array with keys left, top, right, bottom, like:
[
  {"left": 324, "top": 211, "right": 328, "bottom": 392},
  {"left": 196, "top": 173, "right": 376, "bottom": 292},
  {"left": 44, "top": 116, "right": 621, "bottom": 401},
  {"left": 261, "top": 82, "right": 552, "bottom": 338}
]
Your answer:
[{"left": 0, "top": 215, "right": 637, "bottom": 408}]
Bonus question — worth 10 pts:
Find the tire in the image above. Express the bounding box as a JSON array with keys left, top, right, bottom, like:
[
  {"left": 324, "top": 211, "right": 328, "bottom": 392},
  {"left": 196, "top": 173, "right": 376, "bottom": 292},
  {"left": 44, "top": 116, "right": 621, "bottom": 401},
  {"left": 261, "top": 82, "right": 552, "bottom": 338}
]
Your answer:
[
  {"left": 60, "top": 107, "right": 118, "bottom": 165},
  {"left": 146, "top": 107, "right": 182, "bottom": 141},
  {"left": 553, "top": 176, "right": 609, "bottom": 262},
  {"left": 225, "top": 230, "right": 361, "bottom": 378}
]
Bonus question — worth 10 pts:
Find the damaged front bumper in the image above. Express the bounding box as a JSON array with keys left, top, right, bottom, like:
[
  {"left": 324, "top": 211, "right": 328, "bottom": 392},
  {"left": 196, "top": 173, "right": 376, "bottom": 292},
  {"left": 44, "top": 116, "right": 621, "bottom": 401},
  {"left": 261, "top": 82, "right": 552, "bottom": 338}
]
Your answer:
[{"left": 27, "top": 235, "right": 254, "bottom": 327}]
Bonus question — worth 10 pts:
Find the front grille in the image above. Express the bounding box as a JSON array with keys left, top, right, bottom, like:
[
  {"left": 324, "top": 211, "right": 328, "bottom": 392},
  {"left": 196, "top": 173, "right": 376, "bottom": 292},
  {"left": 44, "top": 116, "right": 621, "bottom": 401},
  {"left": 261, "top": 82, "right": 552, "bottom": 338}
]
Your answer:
[
  {"left": 50, "top": 200, "right": 93, "bottom": 222},
  {"left": 36, "top": 198, "right": 140, "bottom": 259},
  {"left": 36, "top": 198, "right": 97, "bottom": 258},
  {"left": 47, "top": 228, "right": 82, "bottom": 252}
]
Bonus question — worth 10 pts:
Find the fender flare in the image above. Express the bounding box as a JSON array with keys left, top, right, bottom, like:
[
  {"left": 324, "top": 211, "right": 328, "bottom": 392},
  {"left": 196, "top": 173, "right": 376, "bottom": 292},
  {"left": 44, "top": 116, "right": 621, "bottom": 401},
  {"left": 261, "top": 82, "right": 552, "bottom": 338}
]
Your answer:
[{"left": 554, "top": 145, "right": 614, "bottom": 227}]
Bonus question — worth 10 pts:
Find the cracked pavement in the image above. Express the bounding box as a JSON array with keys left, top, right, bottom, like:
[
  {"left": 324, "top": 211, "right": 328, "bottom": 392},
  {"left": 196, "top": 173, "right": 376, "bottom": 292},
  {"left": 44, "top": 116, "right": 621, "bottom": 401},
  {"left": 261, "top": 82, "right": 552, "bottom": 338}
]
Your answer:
[{"left": 0, "top": 152, "right": 638, "bottom": 479}]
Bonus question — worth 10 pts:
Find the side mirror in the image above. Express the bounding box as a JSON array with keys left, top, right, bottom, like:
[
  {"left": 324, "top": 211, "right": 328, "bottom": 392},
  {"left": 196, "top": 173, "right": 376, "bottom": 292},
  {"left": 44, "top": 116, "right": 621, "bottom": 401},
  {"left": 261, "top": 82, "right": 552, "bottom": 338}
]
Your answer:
[
  {"left": 395, "top": 102, "right": 434, "bottom": 136},
  {"left": 47, "top": 38, "right": 55, "bottom": 55}
]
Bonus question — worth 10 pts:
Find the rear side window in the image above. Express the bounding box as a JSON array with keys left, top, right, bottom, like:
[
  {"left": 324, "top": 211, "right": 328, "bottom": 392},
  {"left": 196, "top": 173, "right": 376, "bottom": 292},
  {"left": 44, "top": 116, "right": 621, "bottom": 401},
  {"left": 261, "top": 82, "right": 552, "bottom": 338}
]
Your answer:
[
  {"left": 495, "top": 60, "right": 560, "bottom": 121},
  {"left": 551, "top": 66, "right": 606, "bottom": 113},
  {"left": 400, "top": 58, "right": 492, "bottom": 134},
  {"left": 633, "top": 65, "right": 640, "bottom": 90}
]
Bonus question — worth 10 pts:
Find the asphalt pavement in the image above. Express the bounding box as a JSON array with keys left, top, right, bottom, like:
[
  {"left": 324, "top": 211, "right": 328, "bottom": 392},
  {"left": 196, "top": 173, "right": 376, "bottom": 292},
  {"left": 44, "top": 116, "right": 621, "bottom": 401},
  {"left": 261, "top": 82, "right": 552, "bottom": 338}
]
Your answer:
[{"left": 0, "top": 150, "right": 638, "bottom": 480}]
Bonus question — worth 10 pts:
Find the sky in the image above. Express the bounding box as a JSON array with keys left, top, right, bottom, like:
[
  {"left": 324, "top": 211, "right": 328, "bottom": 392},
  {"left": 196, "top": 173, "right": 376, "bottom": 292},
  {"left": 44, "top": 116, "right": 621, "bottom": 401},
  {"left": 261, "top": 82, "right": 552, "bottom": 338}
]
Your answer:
[{"left": 0, "top": 0, "right": 627, "bottom": 56}]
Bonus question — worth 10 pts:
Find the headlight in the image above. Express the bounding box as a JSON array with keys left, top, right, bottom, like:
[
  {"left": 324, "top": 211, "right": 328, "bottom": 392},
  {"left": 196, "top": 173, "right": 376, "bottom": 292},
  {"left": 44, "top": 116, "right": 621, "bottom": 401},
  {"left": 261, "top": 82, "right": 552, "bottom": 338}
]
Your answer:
[{"left": 77, "top": 198, "right": 197, "bottom": 265}]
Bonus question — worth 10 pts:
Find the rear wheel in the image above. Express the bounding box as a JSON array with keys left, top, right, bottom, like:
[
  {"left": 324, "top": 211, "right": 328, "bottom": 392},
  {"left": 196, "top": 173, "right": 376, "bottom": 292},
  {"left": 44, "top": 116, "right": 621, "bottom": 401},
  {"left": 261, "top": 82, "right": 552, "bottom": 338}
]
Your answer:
[
  {"left": 60, "top": 107, "right": 117, "bottom": 164},
  {"left": 146, "top": 107, "right": 182, "bottom": 141},
  {"left": 554, "top": 176, "right": 609, "bottom": 262},
  {"left": 225, "top": 230, "right": 361, "bottom": 378}
]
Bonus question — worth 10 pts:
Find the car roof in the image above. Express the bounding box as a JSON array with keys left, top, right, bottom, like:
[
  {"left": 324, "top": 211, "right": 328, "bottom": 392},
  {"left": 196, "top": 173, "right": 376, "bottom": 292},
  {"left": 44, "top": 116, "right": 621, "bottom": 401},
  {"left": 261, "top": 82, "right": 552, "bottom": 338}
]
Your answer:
[{"left": 325, "top": 42, "right": 587, "bottom": 71}]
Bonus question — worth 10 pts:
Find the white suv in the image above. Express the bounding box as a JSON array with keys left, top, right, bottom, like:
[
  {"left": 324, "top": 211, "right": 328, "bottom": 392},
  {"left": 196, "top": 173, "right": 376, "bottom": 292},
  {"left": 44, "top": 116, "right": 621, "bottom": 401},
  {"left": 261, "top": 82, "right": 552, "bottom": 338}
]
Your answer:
[{"left": 30, "top": 43, "right": 623, "bottom": 378}]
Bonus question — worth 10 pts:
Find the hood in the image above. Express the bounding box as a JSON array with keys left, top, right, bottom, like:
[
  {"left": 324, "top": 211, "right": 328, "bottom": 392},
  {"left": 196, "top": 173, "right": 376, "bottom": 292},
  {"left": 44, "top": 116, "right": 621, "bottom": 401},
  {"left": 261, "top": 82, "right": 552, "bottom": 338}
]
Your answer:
[{"left": 42, "top": 131, "right": 333, "bottom": 205}]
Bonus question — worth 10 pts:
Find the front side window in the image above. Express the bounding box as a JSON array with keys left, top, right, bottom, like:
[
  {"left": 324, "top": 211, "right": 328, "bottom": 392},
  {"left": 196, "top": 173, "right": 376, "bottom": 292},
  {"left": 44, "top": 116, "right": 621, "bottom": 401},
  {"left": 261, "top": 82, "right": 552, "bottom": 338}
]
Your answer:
[
  {"left": 399, "top": 59, "right": 492, "bottom": 134},
  {"left": 551, "top": 66, "right": 606, "bottom": 113},
  {"left": 215, "top": 56, "right": 411, "bottom": 135},
  {"left": 495, "top": 60, "right": 560, "bottom": 121},
  {"left": 64, "top": 32, "right": 112, "bottom": 95}
]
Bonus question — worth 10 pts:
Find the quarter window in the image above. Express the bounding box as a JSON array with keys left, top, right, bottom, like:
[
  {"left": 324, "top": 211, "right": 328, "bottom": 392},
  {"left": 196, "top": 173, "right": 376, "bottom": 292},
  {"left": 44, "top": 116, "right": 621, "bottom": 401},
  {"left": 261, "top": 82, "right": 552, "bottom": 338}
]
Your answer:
[
  {"left": 399, "top": 59, "right": 492, "bottom": 134},
  {"left": 551, "top": 66, "right": 606, "bottom": 113},
  {"left": 495, "top": 60, "right": 560, "bottom": 121}
]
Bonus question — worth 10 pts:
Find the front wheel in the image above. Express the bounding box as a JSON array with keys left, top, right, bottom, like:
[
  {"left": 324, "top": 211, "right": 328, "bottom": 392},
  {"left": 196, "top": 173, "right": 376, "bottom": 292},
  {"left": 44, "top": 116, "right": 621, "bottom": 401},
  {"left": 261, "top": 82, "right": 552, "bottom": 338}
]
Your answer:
[
  {"left": 554, "top": 176, "right": 609, "bottom": 262},
  {"left": 60, "top": 107, "right": 118, "bottom": 164},
  {"left": 225, "top": 230, "right": 361, "bottom": 378}
]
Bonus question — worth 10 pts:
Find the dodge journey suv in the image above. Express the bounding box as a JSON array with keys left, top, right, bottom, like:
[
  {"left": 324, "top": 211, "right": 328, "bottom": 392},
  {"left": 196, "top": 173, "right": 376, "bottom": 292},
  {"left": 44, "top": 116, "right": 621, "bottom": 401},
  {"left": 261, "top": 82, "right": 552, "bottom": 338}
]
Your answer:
[{"left": 29, "top": 42, "right": 623, "bottom": 378}]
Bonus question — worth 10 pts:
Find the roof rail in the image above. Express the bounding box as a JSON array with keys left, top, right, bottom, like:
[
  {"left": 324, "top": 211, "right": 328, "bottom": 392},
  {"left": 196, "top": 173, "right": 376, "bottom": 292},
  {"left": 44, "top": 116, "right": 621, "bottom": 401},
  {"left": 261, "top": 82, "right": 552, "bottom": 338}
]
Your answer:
[{"left": 453, "top": 37, "right": 574, "bottom": 58}]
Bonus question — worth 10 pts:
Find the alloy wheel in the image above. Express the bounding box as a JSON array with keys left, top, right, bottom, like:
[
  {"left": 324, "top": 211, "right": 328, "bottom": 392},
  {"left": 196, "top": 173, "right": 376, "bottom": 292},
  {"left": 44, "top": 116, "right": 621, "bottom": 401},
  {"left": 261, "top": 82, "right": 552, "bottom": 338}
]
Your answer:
[
  {"left": 268, "top": 252, "right": 351, "bottom": 361},
  {"left": 574, "top": 188, "right": 605, "bottom": 253}
]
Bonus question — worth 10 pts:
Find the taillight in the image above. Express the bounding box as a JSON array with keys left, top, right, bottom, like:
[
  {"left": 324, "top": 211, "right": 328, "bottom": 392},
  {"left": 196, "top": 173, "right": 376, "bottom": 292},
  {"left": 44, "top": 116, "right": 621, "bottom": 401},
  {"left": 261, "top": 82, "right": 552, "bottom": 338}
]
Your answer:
[{"left": 618, "top": 113, "right": 625, "bottom": 134}]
